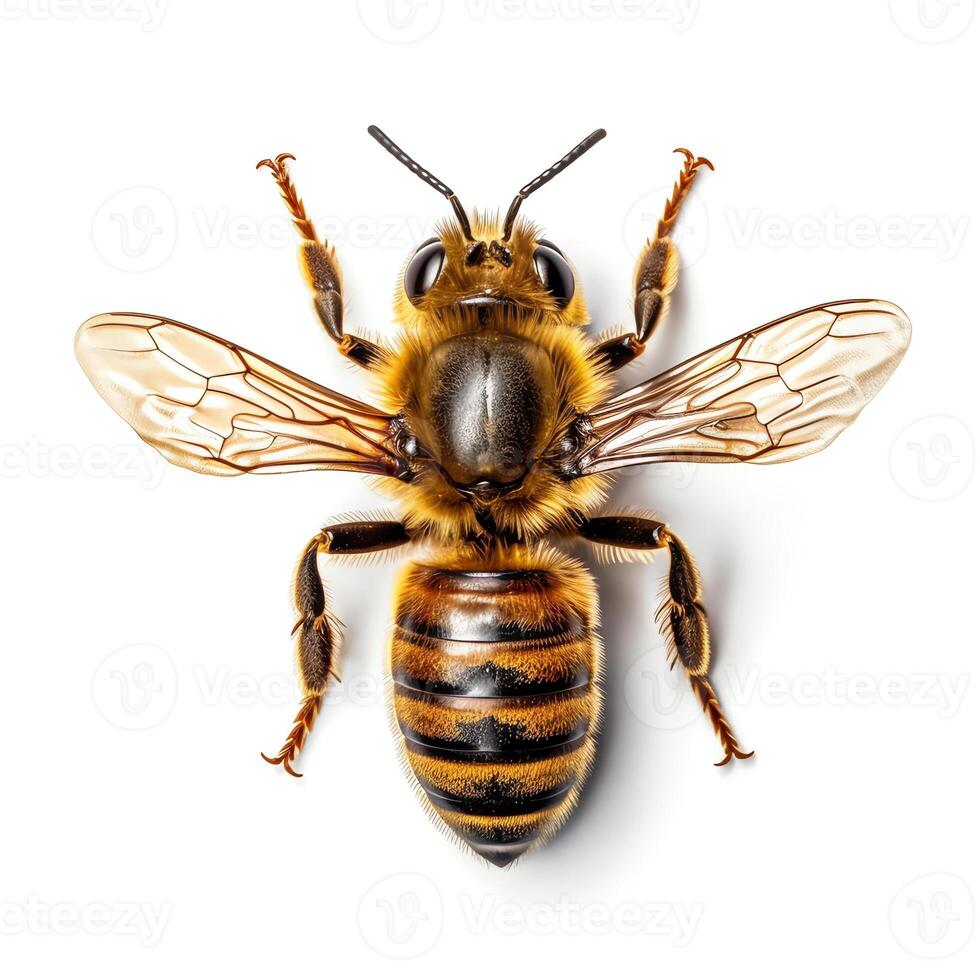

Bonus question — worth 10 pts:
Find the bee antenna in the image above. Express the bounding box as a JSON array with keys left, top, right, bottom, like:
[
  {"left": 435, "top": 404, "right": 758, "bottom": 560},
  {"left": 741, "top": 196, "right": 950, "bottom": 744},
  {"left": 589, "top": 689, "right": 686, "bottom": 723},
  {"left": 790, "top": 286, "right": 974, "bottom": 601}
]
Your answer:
[
  {"left": 501, "top": 128, "right": 607, "bottom": 241},
  {"left": 367, "top": 124, "right": 474, "bottom": 241}
]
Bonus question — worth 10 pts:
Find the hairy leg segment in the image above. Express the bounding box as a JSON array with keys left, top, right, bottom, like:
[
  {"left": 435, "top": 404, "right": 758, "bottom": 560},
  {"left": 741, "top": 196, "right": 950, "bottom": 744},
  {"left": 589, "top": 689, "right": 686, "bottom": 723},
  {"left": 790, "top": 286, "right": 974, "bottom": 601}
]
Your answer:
[
  {"left": 579, "top": 515, "right": 753, "bottom": 766},
  {"left": 262, "top": 518, "right": 411, "bottom": 776},
  {"left": 594, "top": 148, "right": 713, "bottom": 371},
  {"left": 256, "top": 153, "right": 385, "bottom": 369}
]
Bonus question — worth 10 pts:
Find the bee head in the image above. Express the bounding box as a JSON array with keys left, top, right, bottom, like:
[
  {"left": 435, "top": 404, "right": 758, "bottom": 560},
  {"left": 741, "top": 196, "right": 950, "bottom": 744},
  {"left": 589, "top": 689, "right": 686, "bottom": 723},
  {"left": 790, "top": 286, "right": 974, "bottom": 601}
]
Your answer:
[
  {"left": 367, "top": 124, "right": 604, "bottom": 328},
  {"left": 396, "top": 218, "right": 588, "bottom": 328}
]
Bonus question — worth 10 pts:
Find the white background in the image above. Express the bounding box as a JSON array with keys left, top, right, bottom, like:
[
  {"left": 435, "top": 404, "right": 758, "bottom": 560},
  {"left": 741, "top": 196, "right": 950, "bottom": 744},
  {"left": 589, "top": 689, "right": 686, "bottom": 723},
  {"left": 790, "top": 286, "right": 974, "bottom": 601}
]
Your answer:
[{"left": 1, "top": 1, "right": 977, "bottom": 976}]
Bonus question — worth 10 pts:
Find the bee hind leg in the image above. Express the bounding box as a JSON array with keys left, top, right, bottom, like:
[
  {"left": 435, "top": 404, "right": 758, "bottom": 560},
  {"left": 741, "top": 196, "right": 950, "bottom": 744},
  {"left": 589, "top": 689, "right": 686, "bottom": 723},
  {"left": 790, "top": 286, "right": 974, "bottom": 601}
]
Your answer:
[
  {"left": 262, "top": 519, "right": 412, "bottom": 777},
  {"left": 256, "top": 153, "right": 385, "bottom": 370},
  {"left": 593, "top": 148, "right": 713, "bottom": 372},
  {"left": 260, "top": 533, "right": 335, "bottom": 777},
  {"left": 579, "top": 515, "right": 753, "bottom": 766}
]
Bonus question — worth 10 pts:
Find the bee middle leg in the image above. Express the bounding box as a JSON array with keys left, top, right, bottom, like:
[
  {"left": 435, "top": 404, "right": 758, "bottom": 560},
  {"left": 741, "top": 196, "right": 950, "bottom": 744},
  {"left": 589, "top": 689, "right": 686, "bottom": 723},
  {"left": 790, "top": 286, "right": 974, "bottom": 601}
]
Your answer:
[
  {"left": 256, "top": 153, "right": 385, "bottom": 369},
  {"left": 579, "top": 515, "right": 753, "bottom": 766},
  {"left": 593, "top": 149, "right": 713, "bottom": 372},
  {"left": 262, "top": 518, "right": 412, "bottom": 777}
]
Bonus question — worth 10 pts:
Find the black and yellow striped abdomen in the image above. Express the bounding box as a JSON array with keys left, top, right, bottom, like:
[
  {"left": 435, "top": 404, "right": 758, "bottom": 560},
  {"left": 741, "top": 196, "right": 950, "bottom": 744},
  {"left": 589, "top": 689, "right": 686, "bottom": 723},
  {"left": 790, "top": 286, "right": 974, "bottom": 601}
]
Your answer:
[{"left": 389, "top": 548, "right": 601, "bottom": 866}]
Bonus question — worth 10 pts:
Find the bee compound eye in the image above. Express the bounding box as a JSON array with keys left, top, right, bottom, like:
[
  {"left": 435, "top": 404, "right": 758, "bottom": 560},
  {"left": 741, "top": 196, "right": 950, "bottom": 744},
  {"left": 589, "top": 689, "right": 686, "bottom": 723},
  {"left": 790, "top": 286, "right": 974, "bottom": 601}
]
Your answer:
[
  {"left": 404, "top": 238, "right": 445, "bottom": 303},
  {"left": 533, "top": 242, "right": 574, "bottom": 309},
  {"left": 536, "top": 239, "right": 564, "bottom": 255}
]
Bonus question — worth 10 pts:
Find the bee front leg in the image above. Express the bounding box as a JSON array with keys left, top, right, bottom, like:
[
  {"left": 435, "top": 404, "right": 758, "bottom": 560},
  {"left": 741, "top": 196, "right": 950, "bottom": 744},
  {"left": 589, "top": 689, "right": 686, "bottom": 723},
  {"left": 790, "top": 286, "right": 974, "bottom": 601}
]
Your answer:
[
  {"left": 579, "top": 515, "right": 753, "bottom": 766},
  {"left": 594, "top": 149, "right": 713, "bottom": 372},
  {"left": 256, "top": 153, "right": 386, "bottom": 370},
  {"left": 262, "top": 518, "right": 412, "bottom": 777}
]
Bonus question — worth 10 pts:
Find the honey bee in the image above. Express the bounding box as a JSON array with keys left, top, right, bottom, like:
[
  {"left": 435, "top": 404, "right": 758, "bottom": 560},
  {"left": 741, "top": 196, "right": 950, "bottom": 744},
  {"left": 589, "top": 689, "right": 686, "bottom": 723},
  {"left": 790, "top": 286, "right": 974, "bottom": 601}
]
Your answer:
[{"left": 76, "top": 126, "right": 911, "bottom": 866}]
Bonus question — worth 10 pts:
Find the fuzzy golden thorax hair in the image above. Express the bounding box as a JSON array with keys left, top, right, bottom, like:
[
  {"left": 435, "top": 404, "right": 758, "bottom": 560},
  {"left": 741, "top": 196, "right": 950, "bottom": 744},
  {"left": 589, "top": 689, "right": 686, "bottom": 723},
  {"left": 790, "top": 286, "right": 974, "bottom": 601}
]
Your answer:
[{"left": 370, "top": 215, "right": 614, "bottom": 542}]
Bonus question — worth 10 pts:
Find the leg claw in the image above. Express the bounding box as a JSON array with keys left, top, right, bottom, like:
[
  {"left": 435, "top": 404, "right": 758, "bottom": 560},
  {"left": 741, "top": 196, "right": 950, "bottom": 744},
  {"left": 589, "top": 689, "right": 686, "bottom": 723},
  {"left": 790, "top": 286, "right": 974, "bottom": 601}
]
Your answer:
[
  {"left": 673, "top": 147, "right": 715, "bottom": 172},
  {"left": 260, "top": 694, "right": 321, "bottom": 779},
  {"left": 255, "top": 152, "right": 296, "bottom": 176},
  {"left": 261, "top": 750, "right": 304, "bottom": 778}
]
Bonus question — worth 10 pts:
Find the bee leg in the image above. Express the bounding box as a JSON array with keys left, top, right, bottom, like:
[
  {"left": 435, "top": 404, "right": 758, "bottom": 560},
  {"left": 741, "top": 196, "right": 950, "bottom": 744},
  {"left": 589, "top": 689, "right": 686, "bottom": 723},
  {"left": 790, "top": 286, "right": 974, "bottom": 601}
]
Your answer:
[
  {"left": 579, "top": 515, "right": 753, "bottom": 766},
  {"left": 593, "top": 148, "right": 713, "bottom": 372},
  {"left": 256, "top": 153, "right": 385, "bottom": 370},
  {"left": 262, "top": 518, "right": 411, "bottom": 777}
]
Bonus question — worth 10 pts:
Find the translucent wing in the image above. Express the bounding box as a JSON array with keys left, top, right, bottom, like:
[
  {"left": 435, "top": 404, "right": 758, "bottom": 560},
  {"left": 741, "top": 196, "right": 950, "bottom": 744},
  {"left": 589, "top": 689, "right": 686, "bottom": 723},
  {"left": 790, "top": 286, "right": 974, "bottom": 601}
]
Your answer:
[
  {"left": 76, "top": 313, "right": 408, "bottom": 479},
  {"left": 576, "top": 300, "right": 911, "bottom": 474}
]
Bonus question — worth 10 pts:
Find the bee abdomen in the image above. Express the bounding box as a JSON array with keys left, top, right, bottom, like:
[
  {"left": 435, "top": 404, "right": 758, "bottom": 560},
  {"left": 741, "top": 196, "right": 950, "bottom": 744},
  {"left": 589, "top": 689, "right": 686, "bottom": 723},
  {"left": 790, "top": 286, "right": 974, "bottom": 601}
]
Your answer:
[{"left": 390, "top": 559, "right": 600, "bottom": 866}]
